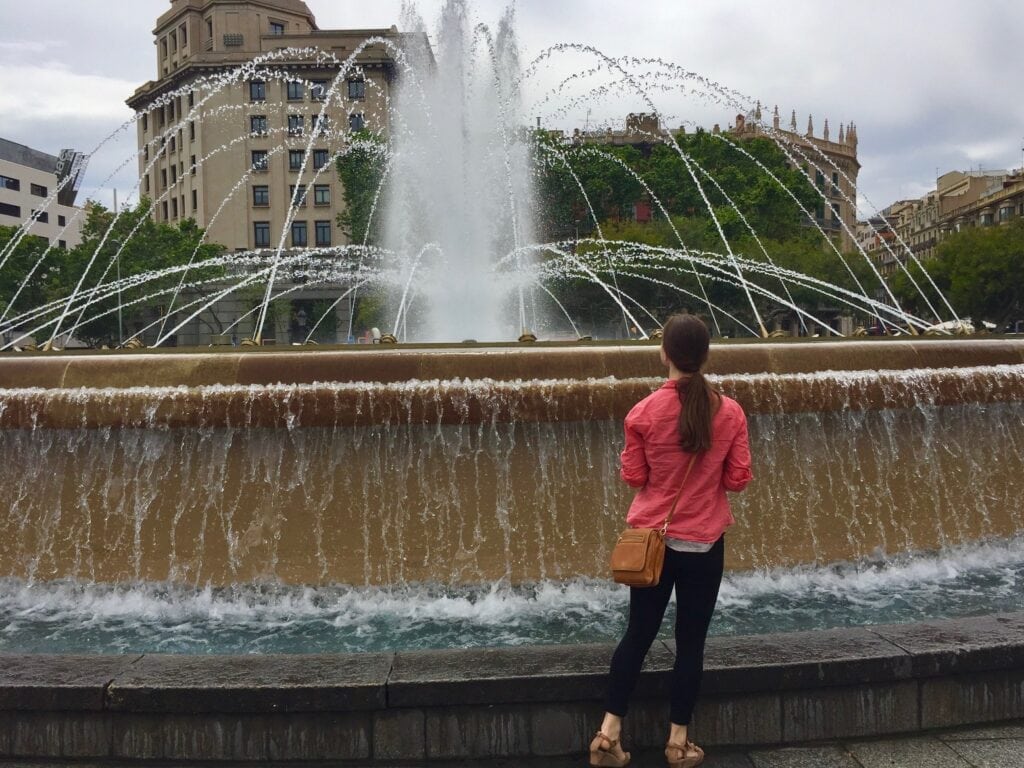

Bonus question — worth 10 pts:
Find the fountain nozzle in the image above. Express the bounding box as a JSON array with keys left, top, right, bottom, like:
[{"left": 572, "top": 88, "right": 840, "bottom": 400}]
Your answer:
[
  {"left": 518, "top": 331, "right": 537, "bottom": 343},
  {"left": 379, "top": 333, "right": 398, "bottom": 344}
]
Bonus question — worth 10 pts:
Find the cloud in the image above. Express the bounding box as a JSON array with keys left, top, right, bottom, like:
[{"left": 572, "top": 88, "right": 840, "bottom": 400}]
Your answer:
[{"left": 0, "top": 63, "right": 136, "bottom": 124}]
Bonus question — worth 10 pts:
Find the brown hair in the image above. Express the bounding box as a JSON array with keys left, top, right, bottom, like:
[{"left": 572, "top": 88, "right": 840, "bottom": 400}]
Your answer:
[{"left": 662, "top": 314, "right": 715, "bottom": 453}]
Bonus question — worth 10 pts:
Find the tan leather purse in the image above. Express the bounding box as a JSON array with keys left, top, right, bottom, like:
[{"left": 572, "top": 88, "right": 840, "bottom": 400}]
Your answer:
[{"left": 610, "top": 455, "right": 697, "bottom": 587}]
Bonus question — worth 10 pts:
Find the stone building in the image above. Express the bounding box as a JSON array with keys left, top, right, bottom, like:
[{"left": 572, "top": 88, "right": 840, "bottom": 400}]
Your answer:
[
  {"left": 0, "top": 137, "right": 86, "bottom": 250},
  {"left": 567, "top": 108, "right": 861, "bottom": 252},
  {"left": 870, "top": 169, "right": 1023, "bottom": 276},
  {"left": 731, "top": 106, "right": 860, "bottom": 252},
  {"left": 126, "top": 0, "right": 402, "bottom": 345}
]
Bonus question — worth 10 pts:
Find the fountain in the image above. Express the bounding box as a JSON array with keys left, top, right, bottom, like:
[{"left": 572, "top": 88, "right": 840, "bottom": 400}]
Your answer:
[{"left": 1, "top": 0, "right": 1023, "bottom": 762}]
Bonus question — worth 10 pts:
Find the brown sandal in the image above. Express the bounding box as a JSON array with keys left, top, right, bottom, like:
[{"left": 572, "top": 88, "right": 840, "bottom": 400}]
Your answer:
[
  {"left": 665, "top": 739, "right": 704, "bottom": 768},
  {"left": 589, "top": 730, "right": 630, "bottom": 767}
]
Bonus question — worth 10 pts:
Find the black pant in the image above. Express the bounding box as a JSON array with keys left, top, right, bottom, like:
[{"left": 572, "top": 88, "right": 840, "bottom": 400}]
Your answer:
[{"left": 605, "top": 536, "right": 725, "bottom": 725}]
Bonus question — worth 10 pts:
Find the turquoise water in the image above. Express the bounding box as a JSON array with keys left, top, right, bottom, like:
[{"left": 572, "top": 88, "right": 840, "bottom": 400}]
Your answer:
[{"left": 2, "top": 535, "right": 1022, "bottom": 654}]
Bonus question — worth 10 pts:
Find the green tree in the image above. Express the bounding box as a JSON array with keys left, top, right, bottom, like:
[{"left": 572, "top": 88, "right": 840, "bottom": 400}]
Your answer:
[
  {"left": 42, "top": 200, "right": 225, "bottom": 347},
  {"left": 0, "top": 227, "right": 52, "bottom": 325},
  {"left": 890, "top": 220, "right": 1024, "bottom": 328},
  {"left": 336, "top": 131, "right": 387, "bottom": 245}
]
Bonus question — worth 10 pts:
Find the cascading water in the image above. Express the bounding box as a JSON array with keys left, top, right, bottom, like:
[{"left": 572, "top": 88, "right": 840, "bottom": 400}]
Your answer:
[
  {"left": 1, "top": 348, "right": 1024, "bottom": 653},
  {"left": 382, "top": 2, "right": 540, "bottom": 341}
]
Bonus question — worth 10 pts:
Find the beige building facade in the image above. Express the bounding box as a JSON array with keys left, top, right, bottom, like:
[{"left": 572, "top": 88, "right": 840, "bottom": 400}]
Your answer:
[
  {"left": 126, "top": 0, "right": 402, "bottom": 344},
  {"left": 870, "top": 169, "right": 1024, "bottom": 276},
  {"left": 0, "top": 138, "right": 86, "bottom": 250},
  {"left": 731, "top": 106, "right": 860, "bottom": 252}
]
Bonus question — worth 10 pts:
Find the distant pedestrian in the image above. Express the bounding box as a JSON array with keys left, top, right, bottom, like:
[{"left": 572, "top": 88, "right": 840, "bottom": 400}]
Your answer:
[{"left": 589, "top": 314, "right": 753, "bottom": 768}]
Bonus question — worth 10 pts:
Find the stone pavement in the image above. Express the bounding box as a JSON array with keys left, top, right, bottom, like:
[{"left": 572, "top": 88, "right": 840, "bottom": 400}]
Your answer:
[
  {"left": 0, "top": 721, "right": 1021, "bottom": 767},
  {"left": 450, "top": 720, "right": 1024, "bottom": 767}
]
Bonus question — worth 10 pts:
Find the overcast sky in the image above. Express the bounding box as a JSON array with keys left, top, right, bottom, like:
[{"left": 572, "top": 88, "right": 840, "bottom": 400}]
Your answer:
[{"left": 1, "top": 0, "right": 1022, "bottom": 214}]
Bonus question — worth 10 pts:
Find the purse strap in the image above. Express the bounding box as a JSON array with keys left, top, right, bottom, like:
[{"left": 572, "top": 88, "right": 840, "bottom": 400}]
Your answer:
[{"left": 659, "top": 454, "right": 698, "bottom": 535}]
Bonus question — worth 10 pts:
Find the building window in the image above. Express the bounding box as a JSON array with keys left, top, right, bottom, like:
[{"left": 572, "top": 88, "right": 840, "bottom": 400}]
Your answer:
[
  {"left": 190, "top": 155, "right": 196, "bottom": 175},
  {"left": 171, "top": 198, "right": 178, "bottom": 218},
  {"left": 58, "top": 214, "right": 66, "bottom": 226},
  {"left": 170, "top": 165, "right": 177, "bottom": 184},
  {"left": 142, "top": 113, "right": 148, "bottom": 131},
  {"left": 250, "top": 80, "right": 266, "bottom": 102},
  {"left": 170, "top": 30, "right": 177, "bottom": 52},
  {"left": 181, "top": 25, "right": 188, "bottom": 48},
  {"left": 169, "top": 135, "right": 176, "bottom": 153},
  {"left": 0, "top": 202, "right": 20, "bottom": 217},
  {"left": 315, "top": 220, "right": 332, "bottom": 246},
  {"left": 161, "top": 37, "right": 168, "bottom": 58},
  {"left": 981, "top": 212, "right": 994, "bottom": 226},
  {"left": 59, "top": 239, "right": 67, "bottom": 250},
  {"left": 313, "top": 149, "right": 329, "bottom": 170},
  {"left": 348, "top": 79, "right": 365, "bottom": 100},
  {"left": 189, "top": 121, "right": 195, "bottom": 141},
  {"left": 162, "top": 200, "right": 168, "bottom": 220},
  {"left": 0, "top": 175, "right": 20, "bottom": 191},
  {"left": 161, "top": 168, "right": 168, "bottom": 188},
  {"left": 349, "top": 113, "right": 365, "bottom": 132},
  {"left": 311, "top": 80, "right": 328, "bottom": 101},
  {"left": 30, "top": 183, "right": 47, "bottom": 197},
  {"left": 291, "top": 220, "right": 308, "bottom": 247},
  {"left": 312, "top": 114, "right": 329, "bottom": 136},
  {"left": 287, "top": 81, "right": 304, "bottom": 101},
  {"left": 289, "top": 150, "right": 304, "bottom": 171},
  {"left": 254, "top": 221, "right": 271, "bottom": 247},
  {"left": 251, "top": 150, "right": 269, "bottom": 171},
  {"left": 289, "top": 184, "right": 308, "bottom": 207},
  {"left": 287, "top": 114, "right": 305, "bottom": 136},
  {"left": 144, "top": 175, "right": 150, "bottom": 193},
  {"left": 815, "top": 170, "right": 825, "bottom": 188},
  {"left": 831, "top": 202, "right": 841, "bottom": 219},
  {"left": 206, "top": 18, "right": 213, "bottom": 40},
  {"left": 192, "top": 189, "right": 198, "bottom": 211},
  {"left": 253, "top": 185, "right": 269, "bottom": 206},
  {"left": 270, "top": 21, "right": 285, "bottom": 35},
  {"left": 250, "top": 115, "right": 268, "bottom": 135},
  {"left": 999, "top": 206, "right": 1013, "bottom": 222},
  {"left": 314, "top": 184, "right": 331, "bottom": 206}
]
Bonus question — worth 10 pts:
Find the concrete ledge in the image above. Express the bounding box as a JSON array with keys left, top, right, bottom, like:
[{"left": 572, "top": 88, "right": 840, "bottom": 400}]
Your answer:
[{"left": 1, "top": 613, "right": 1024, "bottom": 762}]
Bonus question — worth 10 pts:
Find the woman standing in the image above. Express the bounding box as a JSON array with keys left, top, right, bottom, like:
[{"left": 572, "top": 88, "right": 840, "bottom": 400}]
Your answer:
[{"left": 590, "top": 314, "right": 753, "bottom": 768}]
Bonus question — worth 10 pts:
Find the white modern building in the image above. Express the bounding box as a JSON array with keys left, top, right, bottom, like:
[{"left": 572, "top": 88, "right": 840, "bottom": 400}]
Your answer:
[{"left": 0, "top": 137, "right": 87, "bottom": 249}]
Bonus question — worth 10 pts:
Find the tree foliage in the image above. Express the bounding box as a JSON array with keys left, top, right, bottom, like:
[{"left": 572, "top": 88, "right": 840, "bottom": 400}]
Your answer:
[
  {"left": 1, "top": 199, "right": 224, "bottom": 347},
  {"left": 890, "top": 219, "right": 1024, "bottom": 328},
  {"left": 336, "top": 131, "right": 387, "bottom": 245}
]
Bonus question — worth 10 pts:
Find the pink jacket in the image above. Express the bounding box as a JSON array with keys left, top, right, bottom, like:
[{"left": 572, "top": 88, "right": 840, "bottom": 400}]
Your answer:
[{"left": 620, "top": 380, "right": 752, "bottom": 543}]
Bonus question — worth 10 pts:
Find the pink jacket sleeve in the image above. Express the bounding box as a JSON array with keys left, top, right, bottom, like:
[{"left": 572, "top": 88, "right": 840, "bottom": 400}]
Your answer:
[
  {"left": 722, "top": 408, "right": 753, "bottom": 492},
  {"left": 619, "top": 414, "right": 649, "bottom": 488}
]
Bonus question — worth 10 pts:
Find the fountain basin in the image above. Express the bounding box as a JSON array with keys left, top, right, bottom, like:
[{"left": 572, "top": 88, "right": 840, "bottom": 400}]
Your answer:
[{"left": 2, "top": 612, "right": 1024, "bottom": 762}]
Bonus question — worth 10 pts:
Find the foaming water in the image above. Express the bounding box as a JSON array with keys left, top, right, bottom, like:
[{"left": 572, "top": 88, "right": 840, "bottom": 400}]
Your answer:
[{"left": 3, "top": 536, "right": 1022, "bottom": 654}]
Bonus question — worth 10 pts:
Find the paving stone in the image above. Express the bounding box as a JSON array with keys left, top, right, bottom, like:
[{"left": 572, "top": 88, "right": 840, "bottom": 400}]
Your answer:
[
  {"left": 106, "top": 652, "right": 392, "bottom": 712},
  {"left": 939, "top": 720, "right": 1024, "bottom": 740},
  {"left": 846, "top": 735, "right": 973, "bottom": 767},
  {"left": 0, "top": 654, "right": 141, "bottom": 710},
  {"left": 749, "top": 745, "right": 861, "bottom": 767},
  {"left": 944, "top": 737, "right": 1024, "bottom": 767}
]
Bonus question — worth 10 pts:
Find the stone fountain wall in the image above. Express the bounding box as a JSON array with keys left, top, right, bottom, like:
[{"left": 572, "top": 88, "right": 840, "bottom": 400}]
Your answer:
[{"left": 1, "top": 339, "right": 1023, "bottom": 586}]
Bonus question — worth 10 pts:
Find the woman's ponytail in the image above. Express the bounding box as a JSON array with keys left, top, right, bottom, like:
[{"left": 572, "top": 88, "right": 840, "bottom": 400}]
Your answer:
[{"left": 662, "top": 314, "right": 715, "bottom": 454}]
